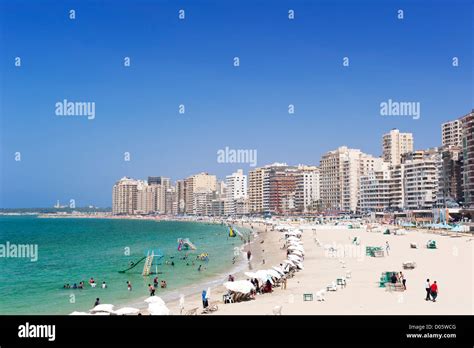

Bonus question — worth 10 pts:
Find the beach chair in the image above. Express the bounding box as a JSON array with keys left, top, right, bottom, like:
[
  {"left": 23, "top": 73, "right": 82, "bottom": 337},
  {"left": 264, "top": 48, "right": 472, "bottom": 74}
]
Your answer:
[
  {"left": 327, "top": 281, "right": 337, "bottom": 291},
  {"left": 223, "top": 293, "right": 234, "bottom": 304},
  {"left": 201, "top": 303, "right": 218, "bottom": 314},
  {"left": 316, "top": 290, "right": 326, "bottom": 301},
  {"left": 402, "top": 261, "right": 416, "bottom": 269},
  {"left": 345, "top": 270, "right": 352, "bottom": 279},
  {"left": 303, "top": 293, "right": 313, "bottom": 301}
]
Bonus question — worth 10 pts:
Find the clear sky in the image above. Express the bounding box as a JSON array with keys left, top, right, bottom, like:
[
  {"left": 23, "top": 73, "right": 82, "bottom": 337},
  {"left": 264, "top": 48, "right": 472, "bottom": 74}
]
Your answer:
[{"left": 0, "top": 0, "right": 472, "bottom": 208}]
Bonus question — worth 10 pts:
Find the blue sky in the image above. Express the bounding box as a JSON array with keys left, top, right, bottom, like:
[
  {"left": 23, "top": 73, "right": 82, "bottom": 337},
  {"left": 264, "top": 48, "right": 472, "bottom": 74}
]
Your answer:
[{"left": 0, "top": 0, "right": 472, "bottom": 208}]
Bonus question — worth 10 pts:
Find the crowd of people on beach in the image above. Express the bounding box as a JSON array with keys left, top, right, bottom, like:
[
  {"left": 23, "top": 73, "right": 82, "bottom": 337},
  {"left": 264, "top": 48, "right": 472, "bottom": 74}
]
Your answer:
[{"left": 63, "top": 277, "right": 107, "bottom": 290}]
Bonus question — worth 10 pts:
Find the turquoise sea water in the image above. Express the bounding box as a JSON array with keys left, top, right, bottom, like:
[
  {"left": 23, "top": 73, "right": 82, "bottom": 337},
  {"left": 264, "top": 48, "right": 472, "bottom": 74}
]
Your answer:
[{"left": 0, "top": 216, "right": 246, "bottom": 314}]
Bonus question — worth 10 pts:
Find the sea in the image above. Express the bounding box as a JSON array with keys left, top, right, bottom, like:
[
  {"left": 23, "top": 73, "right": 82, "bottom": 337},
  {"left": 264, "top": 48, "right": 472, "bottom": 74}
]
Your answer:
[{"left": 0, "top": 216, "right": 248, "bottom": 314}]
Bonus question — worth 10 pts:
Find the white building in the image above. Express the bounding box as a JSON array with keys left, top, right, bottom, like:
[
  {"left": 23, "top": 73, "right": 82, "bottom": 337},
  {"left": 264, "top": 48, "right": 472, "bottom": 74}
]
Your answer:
[
  {"left": 112, "top": 177, "right": 140, "bottom": 215},
  {"left": 441, "top": 119, "right": 462, "bottom": 147},
  {"left": 295, "top": 165, "right": 320, "bottom": 212},
  {"left": 358, "top": 163, "right": 391, "bottom": 212},
  {"left": 225, "top": 169, "right": 248, "bottom": 216},
  {"left": 184, "top": 173, "right": 217, "bottom": 215},
  {"left": 403, "top": 156, "right": 440, "bottom": 210},
  {"left": 320, "top": 147, "right": 383, "bottom": 212},
  {"left": 382, "top": 129, "right": 414, "bottom": 165}
]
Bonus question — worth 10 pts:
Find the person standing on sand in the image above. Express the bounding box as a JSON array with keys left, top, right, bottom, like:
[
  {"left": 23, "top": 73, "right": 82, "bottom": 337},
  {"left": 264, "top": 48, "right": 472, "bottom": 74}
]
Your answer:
[
  {"left": 400, "top": 272, "right": 406, "bottom": 289},
  {"left": 425, "top": 279, "right": 431, "bottom": 301},
  {"left": 202, "top": 290, "right": 209, "bottom": 309},
  {"left": 430, "top": 281, "right": 438, "bottom": 302},
  {"left": 247, "top": 250, "right": 252, "bottom": 261},
  {"left": 385, "top": 241, "right": 390, "bottom": 256}
]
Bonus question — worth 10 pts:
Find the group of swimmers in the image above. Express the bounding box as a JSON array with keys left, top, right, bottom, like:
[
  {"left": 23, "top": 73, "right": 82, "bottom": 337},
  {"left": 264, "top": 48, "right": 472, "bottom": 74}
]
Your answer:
[{"left": 63, "top": 278, "right": 107, "bottom": 290}]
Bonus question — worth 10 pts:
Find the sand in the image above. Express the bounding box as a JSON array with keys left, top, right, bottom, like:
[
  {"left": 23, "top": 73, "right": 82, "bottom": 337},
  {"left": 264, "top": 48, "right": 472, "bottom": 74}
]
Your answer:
[{"left": 164, "top": 223, "right": 473, "bottom": 315}]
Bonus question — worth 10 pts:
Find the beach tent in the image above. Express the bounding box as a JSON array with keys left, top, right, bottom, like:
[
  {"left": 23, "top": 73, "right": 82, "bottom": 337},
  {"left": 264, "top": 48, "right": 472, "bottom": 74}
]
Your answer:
[{"left": 224, "top": 280, "right": 255, "bottom": 294}]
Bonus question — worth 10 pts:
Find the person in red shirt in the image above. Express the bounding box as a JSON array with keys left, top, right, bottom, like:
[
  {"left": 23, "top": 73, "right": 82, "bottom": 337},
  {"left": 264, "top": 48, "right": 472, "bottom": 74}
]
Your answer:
[{"left": 430, "top": 281, "right": 438, "bottom": 302}]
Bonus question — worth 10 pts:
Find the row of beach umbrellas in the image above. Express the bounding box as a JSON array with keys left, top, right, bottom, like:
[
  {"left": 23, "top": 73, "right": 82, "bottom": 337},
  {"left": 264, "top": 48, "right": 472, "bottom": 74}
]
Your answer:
[{"left": 222, "top": 227, "right": 305, "bottom": 295}]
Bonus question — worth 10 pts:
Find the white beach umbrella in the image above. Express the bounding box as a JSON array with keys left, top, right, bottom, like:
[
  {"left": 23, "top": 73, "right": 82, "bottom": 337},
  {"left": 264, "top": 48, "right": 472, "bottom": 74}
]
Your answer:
[
  {"left": 114, "top": 307, "right": 140, "bottom": 315},
  {"left": 266, "top": 269, "right": 282, "bottom": 279},
  {"left": 288, "top": 254, "right": 303, "bottom": 262},
  {"left": 90, "top": 304, "right": 115, "bottom": 314},
  {"left": 272, "top": 266, "right": 286, "bottom": 275},
  {"left": 244, "top": 271, "right": 258, "bottom": 279},
  {"left": 282, "top": 259, "right": 296, "bottom": 267},
  {"left": 148, "top": 302, "right": 170, "bottom": 315},
  {"left": 144, "top": 296, "right": 166, "bottom": 306},
  {"left": 224, "top": 280, "right": 255, "bottom": 294},
  {"left": 286, "top": 236, "right": 300, "bottom": 241},
  {"left": 289, "top": 249, "right": 304, "bottom": 257},
  {"left": 69, "top": 311, "right": 91, "bottom": 315},
  {"left": 255, "top": 269, "right": 273, "bottom": 283}
]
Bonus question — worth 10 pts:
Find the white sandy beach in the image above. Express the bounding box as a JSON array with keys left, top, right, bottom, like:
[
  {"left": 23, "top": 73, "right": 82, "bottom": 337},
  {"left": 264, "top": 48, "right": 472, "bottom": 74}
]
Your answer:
[{"left": 163, "top": 223, "right": 473, "bottom": 316}]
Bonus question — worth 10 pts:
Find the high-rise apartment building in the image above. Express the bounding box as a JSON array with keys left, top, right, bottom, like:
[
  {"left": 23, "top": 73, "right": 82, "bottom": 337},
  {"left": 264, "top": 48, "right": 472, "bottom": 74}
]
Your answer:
[
  {"left": 112, "top": 177, "right": 140, "bottom": 215},
  {"left": 320, "top": 147, "right": 383, "bottom": 212},
  {"left": 295, "top": 165, "right": 320, "bottom": 213},
  {"left": 225, "top": 169, "right": 247, "bottom": 216},
  {"left": 184, "top": 173, "right": 217, "bottom": 215},
  {"left": 382, "top": 129, "right": 414, "bottom": 165},
  {"left": 442, "top": 119, "right": 462, "bottom": 147},
  {"left": 461, "top": 110, "right": 474, "bottom": 207}
]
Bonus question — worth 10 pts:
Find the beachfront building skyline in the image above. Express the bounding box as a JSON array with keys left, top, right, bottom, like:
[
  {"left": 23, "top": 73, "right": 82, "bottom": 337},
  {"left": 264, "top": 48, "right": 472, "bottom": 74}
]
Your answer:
[
  {"left": 110, "top": 110, "right": 473, "bottom": 216},
  {"left": 382, "top": 129, "right": 414, "bottom": 166},
  {"left": 320, "top": 146, "right": 384, "bottom": 212},
  {"left": 442, "top": 119, "right": 463, "bottom": 147},
  {"left": 224, "top": 169, "right": 248, "bottom": 216},
  {"left": 184, "top": 173, "right": 217, "bottom": 215}
]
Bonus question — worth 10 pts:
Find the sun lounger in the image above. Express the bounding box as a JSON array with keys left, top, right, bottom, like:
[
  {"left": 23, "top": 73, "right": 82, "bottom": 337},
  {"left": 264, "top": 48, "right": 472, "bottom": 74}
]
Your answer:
[
  {"left": 327, "top": 281, "right": 338, "bottom": 291},
  {"left": 201, "top": 303, "right": 218, "bottom": 314},
  {"left": 316, "top": 290, "right": 326, "bottom": 301},
  {"left": 402, "top": 261, "right": 416, "bottom": 269}
]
